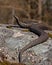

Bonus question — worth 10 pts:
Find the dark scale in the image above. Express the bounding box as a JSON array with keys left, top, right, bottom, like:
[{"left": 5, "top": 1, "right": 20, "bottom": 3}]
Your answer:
[{"left": 14, "top": 16, "right": 52, "bottom": 63}]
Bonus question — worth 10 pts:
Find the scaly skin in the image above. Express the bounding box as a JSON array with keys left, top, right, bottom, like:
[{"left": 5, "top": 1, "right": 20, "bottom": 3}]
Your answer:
[{"left": 14, "top": 16, "right": 50, "bottom": 62}]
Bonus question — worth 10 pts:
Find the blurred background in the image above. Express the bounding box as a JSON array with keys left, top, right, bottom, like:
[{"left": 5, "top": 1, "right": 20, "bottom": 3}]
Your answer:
[{"left": 0, "top": 0, "right": 52, "bottom": 26}]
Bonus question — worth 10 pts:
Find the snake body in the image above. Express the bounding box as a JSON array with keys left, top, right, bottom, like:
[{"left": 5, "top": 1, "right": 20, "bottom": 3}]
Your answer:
[{"left": 14, "top": 16, "right": 50, "bottom": 62}]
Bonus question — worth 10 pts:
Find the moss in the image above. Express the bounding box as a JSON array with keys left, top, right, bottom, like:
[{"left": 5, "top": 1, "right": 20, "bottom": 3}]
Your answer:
[
  {"left": 0, "top": 61, "right": 11, "bottom": 65},
  {"left": 0, "top": 61, "right": 26, "bottom": 65},
  {"left": 21, "top": 29, "right": 29, "bottom": 32},
  {"left": 48, "top": 33, "right": 52, "bottom": 38}
]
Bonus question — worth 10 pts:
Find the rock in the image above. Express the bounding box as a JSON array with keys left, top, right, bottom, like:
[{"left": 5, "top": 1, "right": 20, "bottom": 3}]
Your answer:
[{"left": 0, "top": 27, "right": 52, "bottom": 65}]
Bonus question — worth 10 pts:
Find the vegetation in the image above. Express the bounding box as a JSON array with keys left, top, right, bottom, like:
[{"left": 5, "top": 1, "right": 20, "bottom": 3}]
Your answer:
[
  {"left": 0, "top": 61, "right": 25, "bottom": 65},
  {"left": 48, "top": 33, "right": 52, "bottom": 38},
  {"left": 0, "top": 0, "right": 52, "bottom": 26}
]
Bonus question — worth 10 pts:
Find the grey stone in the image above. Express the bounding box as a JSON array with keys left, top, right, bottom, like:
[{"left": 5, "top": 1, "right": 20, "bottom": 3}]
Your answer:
[{"left": 0, "top": 27, "right": 52, "bottom": 65}]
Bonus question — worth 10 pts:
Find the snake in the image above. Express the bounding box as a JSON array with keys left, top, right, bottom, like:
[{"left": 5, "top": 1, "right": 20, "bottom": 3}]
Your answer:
[{"left": 14, "top": 16, "right": 52, "bottom": 63}]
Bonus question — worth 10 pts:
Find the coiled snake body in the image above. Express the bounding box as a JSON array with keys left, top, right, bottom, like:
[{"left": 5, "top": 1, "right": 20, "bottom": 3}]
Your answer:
[{"left": 14, "top": 16, "right": 52, "bottom": 63}]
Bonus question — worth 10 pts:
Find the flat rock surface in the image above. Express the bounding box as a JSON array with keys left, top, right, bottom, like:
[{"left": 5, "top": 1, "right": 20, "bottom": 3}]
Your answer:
[{"left": 0, "top": 27, "right": 52, "bottom": 65}]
